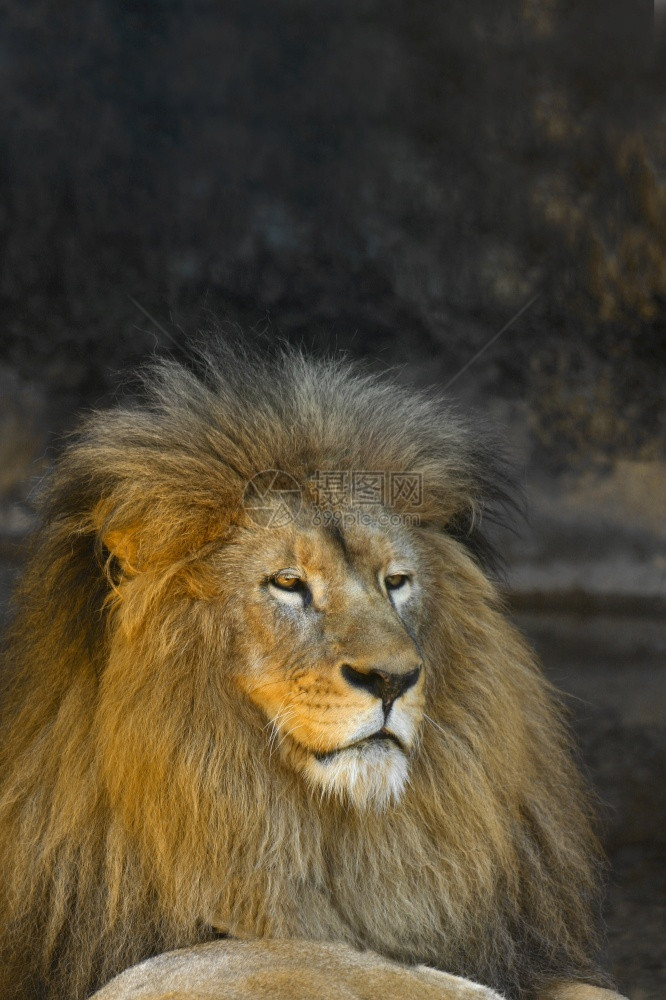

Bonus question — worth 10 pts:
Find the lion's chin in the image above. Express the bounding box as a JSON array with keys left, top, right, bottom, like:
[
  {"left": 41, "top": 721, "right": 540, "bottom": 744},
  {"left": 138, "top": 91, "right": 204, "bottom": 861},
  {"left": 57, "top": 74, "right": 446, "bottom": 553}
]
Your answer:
[{"left": 301, "top": 740, "right": 409, "bottom": 811}]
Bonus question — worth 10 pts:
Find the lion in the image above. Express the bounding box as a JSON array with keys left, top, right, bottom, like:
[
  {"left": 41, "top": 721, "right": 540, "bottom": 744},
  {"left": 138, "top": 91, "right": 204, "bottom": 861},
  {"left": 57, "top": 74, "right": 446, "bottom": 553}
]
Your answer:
[{"left": 0, "top": 344, "right": 625, "bottom": 1000}]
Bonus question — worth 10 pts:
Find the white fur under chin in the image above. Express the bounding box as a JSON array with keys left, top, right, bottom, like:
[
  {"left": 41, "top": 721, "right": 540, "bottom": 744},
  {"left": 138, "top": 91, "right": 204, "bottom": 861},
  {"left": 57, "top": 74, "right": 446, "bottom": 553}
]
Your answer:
[{"left": 303, "top": 741, "right": 409, "bottom": 811}]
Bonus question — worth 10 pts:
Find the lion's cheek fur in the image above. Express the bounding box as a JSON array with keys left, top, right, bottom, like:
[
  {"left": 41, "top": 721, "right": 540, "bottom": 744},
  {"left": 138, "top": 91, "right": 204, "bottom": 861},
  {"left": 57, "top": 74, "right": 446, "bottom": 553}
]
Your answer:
[{"left": 95, "top": 591, "right": 236, "bottom": 898}]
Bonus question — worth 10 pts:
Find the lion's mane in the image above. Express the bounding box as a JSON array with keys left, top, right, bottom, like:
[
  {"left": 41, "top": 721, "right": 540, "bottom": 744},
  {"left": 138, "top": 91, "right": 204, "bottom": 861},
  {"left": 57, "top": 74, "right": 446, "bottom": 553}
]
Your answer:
[{"left": 0, "top": 345, "right": 604, "bottom": 999}]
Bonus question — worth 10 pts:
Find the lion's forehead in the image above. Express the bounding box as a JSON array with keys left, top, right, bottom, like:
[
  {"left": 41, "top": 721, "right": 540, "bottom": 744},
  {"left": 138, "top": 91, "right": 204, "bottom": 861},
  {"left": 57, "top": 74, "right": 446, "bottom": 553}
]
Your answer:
[{"left": 231, "top": 516, "right": 419, "bottom": 585}]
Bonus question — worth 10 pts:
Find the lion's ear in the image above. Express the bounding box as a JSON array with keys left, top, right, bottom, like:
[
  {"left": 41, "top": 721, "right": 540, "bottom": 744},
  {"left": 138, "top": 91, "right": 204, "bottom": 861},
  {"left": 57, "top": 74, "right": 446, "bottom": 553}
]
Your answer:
[
  {"left": 93, "top": 502, "right": 142, "bottom": 578},
  {"left": 101, "top": 528, "right": 141, "bottom": 576}
]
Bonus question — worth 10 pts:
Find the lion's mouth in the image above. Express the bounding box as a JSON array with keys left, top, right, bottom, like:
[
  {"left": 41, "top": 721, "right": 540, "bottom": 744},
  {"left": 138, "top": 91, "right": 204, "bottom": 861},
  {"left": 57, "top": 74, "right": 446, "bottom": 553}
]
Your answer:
[{"left": 312, "top": 729, "right": 405, "bottom": 763}]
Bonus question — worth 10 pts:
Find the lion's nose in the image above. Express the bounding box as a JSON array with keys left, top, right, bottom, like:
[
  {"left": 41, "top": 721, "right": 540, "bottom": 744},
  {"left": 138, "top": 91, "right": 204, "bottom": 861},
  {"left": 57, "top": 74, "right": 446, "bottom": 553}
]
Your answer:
[{"left": 340, "top": 663, "right": 421, "bottom": 713}]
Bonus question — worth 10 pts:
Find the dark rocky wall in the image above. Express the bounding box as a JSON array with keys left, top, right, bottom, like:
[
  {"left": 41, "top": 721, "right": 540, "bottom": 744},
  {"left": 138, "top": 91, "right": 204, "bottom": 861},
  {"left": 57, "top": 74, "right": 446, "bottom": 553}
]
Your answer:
[{"left": 0, "top": 2, "right": 664, "bottom": 996}]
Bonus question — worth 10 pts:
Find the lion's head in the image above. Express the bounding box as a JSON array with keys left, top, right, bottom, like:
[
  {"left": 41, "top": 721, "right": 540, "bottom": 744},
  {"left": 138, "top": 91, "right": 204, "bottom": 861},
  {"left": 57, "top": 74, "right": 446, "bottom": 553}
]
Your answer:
[{"left": 0, "top": 345, "right": 606, "bottom": 1000}]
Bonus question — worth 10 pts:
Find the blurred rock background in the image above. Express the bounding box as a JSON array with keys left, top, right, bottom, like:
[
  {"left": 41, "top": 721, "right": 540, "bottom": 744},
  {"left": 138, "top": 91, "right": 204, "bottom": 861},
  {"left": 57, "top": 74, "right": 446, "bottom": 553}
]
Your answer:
[{"left": 0, "top": 1, "right": 663, "bottom": 996}]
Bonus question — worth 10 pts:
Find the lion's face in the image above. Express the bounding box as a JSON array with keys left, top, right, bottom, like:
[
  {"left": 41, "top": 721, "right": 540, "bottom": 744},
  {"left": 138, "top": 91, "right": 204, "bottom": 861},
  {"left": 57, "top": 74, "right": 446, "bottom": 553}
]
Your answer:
[{"left": 218, "top": 512, "right": 426, "bottom": 809}]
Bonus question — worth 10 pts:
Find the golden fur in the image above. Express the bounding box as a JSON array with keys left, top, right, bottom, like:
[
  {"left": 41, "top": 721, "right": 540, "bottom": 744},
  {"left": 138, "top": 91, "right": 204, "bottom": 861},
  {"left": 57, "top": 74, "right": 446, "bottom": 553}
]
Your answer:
[{"left": 0, "top": 346, "right": 615, "bottom": 999}]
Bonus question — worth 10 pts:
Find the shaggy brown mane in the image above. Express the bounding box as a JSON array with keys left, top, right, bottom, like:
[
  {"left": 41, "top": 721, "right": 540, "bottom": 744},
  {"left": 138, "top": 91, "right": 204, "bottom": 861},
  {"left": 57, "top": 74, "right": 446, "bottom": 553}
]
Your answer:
[{"left": 0, "top": 344, "right": 606, "bottom": 1000}]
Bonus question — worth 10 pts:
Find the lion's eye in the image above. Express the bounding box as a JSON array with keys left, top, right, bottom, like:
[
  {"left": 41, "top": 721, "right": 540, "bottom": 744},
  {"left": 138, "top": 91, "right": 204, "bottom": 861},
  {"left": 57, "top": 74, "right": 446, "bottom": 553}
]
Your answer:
[
  {"left": 268, "top": 571, "right": 311, "bottom": 607},
  {"left": 385, "top": 573, "right": 410, "bottom": 591},
  {"left": 271, "top": 572, "right": 305, "bottom": 592}
]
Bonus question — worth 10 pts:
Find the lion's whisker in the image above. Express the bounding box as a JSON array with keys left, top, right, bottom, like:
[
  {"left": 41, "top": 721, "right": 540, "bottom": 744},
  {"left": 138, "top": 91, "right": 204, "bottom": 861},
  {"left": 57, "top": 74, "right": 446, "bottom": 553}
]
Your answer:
[
  {"left": 424, "top": 713, "right": 449, "bottom": 739},
  {"left": 266, "top": 701, "right": 297, "bottom": 761}
]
